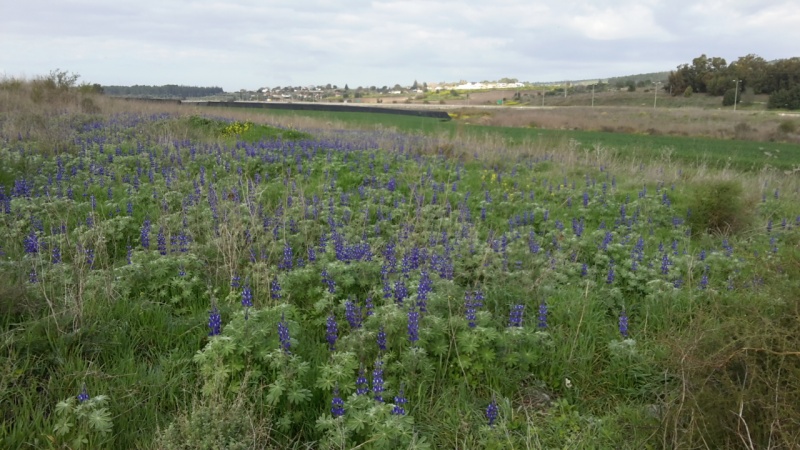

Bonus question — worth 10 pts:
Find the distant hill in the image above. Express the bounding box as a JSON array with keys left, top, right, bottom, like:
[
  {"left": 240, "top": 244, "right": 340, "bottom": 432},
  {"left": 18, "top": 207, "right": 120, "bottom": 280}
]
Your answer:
[{"left": 606, "top": 71, "right": 670, "bottom": 86}]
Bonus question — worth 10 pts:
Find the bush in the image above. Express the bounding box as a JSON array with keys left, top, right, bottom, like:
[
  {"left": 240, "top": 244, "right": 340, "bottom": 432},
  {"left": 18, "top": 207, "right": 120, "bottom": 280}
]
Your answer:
[
  {"left": 686, "top": 180, "right": 752, "bottom": 235},
  {"left": 683, "top": 86, "right": 693, "bottom": 98},
  {"left": 778, "top": 120, "right": 797, "bottom": 134},
  {"left": 768, "top": 86, "right": 800, "bottom": 110},
  {"left": 155, "top": 392, "right": 272, "bottom": 450},
  {"left": 722, "top": 88, "right": 739, "bottom": 107}
]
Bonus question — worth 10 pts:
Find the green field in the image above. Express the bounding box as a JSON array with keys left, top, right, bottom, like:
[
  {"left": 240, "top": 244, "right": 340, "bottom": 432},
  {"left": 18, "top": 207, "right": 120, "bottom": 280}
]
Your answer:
[{"left": 236, "top": 108, "right": 800, "bottom": 171}]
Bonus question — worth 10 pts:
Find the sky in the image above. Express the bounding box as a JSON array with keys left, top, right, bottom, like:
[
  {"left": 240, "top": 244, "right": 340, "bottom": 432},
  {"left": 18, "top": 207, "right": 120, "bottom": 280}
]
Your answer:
[{"left": 1, "top": 0, "right": 798, "bottom": 92}]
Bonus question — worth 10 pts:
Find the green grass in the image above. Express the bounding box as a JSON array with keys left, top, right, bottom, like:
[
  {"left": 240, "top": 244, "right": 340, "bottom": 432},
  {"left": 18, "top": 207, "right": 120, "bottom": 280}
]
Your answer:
[{"left": 242, "top": 108, "right": 800, "bottom": 171}]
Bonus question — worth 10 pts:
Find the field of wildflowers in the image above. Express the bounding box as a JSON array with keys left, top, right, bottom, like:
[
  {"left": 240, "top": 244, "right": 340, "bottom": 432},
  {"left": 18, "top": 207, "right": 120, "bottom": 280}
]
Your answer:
[{"left": 2, "top": 88, "right": 800, "bottom": 448}]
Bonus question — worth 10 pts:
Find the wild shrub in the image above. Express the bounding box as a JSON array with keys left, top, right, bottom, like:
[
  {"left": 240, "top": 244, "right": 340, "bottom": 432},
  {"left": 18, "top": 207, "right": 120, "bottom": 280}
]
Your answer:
[
  {"left": 778, "top": 120, "right": 797, "bottom": 134},
  {"left": 686, "top": 179, "right": 752, "bottom": 235}
]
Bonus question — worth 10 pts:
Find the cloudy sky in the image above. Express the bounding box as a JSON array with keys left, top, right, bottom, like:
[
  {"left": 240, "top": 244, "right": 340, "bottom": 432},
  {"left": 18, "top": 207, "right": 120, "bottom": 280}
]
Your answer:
[{"left": 1, "top": 0, "right": 798, "bottom": 91}]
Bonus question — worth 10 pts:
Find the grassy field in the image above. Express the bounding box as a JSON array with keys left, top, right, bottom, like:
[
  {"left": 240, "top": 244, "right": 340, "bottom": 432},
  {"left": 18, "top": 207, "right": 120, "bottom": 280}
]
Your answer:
[
  {"left": 231, "top": 107, "right": 800, "bottom": 172},
  {"left": 2, "top": 79, "right": 800, "bottom": 449}
]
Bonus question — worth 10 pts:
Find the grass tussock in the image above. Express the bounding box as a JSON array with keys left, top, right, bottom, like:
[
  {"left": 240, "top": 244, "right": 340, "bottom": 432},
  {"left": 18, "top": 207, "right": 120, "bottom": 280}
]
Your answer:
[{"left": 686, "top": 179, "right": 754, "bottom": 235}]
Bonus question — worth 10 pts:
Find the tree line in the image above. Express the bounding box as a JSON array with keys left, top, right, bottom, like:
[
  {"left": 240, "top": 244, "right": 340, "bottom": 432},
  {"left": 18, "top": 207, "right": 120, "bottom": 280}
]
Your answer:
[
  {"left": 667, "top": 54, "right": 800, "bottom": 109},
  {"left": 102, "top": 85, "right": 224, "bottom": 99}
]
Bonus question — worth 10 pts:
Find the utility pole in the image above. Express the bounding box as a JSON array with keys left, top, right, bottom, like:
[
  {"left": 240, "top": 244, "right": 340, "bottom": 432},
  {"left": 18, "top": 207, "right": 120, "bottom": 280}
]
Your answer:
[
  {"left": 733, "top": 79, "right": 741, "bottom": 111},
  {"left": 652, "top": 81, "right": 661, "bottom": 109},
  {"left": 591, "top": 84, "right": 595, "bottom": 108}
]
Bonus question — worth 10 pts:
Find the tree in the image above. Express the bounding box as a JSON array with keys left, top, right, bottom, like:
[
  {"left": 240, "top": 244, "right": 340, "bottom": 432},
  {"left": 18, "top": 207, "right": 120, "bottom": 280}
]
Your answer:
[
  {"left": 722, "top": 88, "right": 739, "bottom": 106},
  {"left": 762, "top": 57, "right": 800, "bottom": 94},
  {"left": 768, "top": 85, "right": 800, "bottom": 110},
  {"left": 729, "top": 54, "right": 769, "bottom": 93},
  {"left": 411, "top": 80, "right": 419, "bottom": 90}
]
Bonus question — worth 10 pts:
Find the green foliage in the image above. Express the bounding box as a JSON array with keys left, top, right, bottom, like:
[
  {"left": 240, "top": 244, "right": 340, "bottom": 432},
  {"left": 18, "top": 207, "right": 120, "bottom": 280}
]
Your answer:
[
  {"left": 156, "top": 391, "right": 272, "bottom": 450},
  {"left": 686, "top": 179, "right": 751, "bottom": 235},
  {"left": 186, "top": 115, "right": 312, "bottom": 142},
  {"left": 683, "top": 86, "right": 693, "bottom": 97},
  {"left": 52, "top": 394, "right": 113, "bottom": 449},
  {"left": 722, "top": 87, "right": 739, "bottom": 106},
  {"left": 778, "top": 120, "right": 797, "bottom": 134},
  {"left": 767, "top": 85, "right": 800, "bottom": 110}
]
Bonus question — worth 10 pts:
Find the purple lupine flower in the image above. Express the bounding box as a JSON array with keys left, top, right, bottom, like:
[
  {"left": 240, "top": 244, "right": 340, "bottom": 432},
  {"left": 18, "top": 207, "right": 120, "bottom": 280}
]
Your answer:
[
  {"left": 331, "top": 385, "right": 345, "bottom": 418},
  {"left": 538, "top": 302, "right": 548, "bottom": 329},
  {"left": 230, "top": 273, "right": 240, "bottom": 289},
  {"left": 345, "top": 299, "right": 362, "bottom": 329},
  {"left": 77, "top": 385, "right": 90, "bottom": 403},
  {"left": 408, "top": 307, "right": 420, "bottom": 344},
  {"left": 29, "top": 268, "right": 38, "bottom": 284},
  {"left": 270, "top": 276, "right": 281, "bottom": 300},
  {"left": 356, "top": 367, "right": 369, "bottom": 395},
  {"left": 365, "top": 296, "right": 374, "bottom": 316},
  {"left": 619, "top": 310, "right": 629, "bottom": 338},
  {"left": 326, "top": 313, "right": 338, "bottom": 351},
  {"left": 699, "top": 268, "right": 709, "bottom": 290},
  {"left": 392, "top": 385, "right": 407, "bottom": 415},
  {"left": 278, "top": 313, "right": 291, "bottom": 354},
  {"left": 486, "top": 397, "right": 499, "bottom": 427},
  {"left": 416, "top": 270, "right": 432, "bottom": 312},
  {"left": 126, "top": 245, "right": 132, "bottom": 265},
  {"left": 208, "top": 304, "right": 221, "bottom": 336},
  {"left": 372, "top": 359, "right": 385, "bottom": 402},
  {"left": 394, "top": 280, "right": 408, "bottom": 305},
  {"left": 157, "top": 226, "right": 167, "bottom": 255},
  {"left": 661, "top": 253, "right": 670, "bottom": 275},
  {"left": 241, "top": 284, "right": 253, "bottom": 308},
  {"left": 24, "top": 229, "right": 40, "bottom": 254},
  {"left": 581, "top": 263, "right": 588, "bottom": 277},
  {"left": 508, "top": 304, "right": 524, "bottom": 327},
  {"left": 85, "top": 247, "right": 95, "bottom": 269},
  {"left": 606, "top": 264, "right": 615, "bottom": 284},
  {"left": 280, "top": 242, "right": 293, "bottom": 270},
  {"left": 321, "top": 269, "right": 336, "bottom": 293},
  {"left": 377, "top": 324, "right": 387, "bottom": 352},
  {"left": 51, "top": 245, "right": 61, "bottom": 264},
  {"left": 465, "top": 291, "right": 484, "bottom": 328},
  {"left": 140, "top": 218, "right": 151, "bottom": 249}
]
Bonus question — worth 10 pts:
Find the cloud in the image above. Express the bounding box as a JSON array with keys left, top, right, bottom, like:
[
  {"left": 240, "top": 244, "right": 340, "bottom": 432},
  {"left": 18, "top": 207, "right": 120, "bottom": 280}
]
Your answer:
[{"left": 0, "top": 0, "right": 797, "bottom": 90}]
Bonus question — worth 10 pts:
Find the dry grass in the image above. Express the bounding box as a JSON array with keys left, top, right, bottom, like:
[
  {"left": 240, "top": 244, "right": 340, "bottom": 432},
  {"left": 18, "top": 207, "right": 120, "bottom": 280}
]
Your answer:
[{"left": 453, "top": 106, "right": 800, "bottom": 143}]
